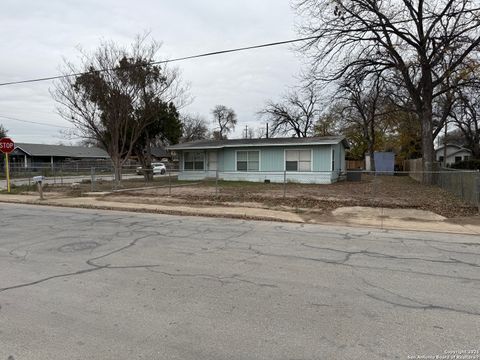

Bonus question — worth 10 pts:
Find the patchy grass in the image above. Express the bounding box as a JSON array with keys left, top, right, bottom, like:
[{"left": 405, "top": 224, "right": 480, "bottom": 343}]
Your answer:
[{"left": 0, "top": 184, "right": 36, "bottom": 194}]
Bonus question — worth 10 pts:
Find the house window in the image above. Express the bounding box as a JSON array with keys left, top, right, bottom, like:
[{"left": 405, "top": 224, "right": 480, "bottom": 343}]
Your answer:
[
  {"left": 331, "top": 149, "right": 335, "bottom": 171},
  {"left": 464, "top": 156, "right": 470, "bottom": 161},
  {"left": 184, "top": 151, "right": 205, "bottom": 171},
  {"left": 439, "top": 156, "right": 444, "bottom": 162},
  {"left": 285, "top": 150, "right": 311, "bottom": 172},
  {"left": 236, "top": 151, "right": 259, "bottom": 171},
  {"left": 455, "top": 156, "right": 462, "bottom": 163}
]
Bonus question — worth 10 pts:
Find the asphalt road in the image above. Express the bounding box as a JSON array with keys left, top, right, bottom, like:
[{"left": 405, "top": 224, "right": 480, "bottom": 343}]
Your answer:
[{"left": 1, "top": 204, "right": 479, "bottom": 360}]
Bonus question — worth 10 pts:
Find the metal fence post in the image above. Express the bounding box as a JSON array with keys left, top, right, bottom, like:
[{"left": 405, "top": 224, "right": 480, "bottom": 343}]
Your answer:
[
  {"left": 91, "top": 167, "right": 96, "bottom": 192},
  {"left": 283, "top": 170, "right": 287, "bottom": 199},
  {"left": 460, "top": 171, "right": 464, "bottom": 198},
  {"left": 215, "top": 169, "right": 219, "bottom": 199},
  {"left": 168, "top": 168, "right": 172, "bottom": 196},
  {"left": 476, "top": 174, "right": 480, "bottom": 213}
]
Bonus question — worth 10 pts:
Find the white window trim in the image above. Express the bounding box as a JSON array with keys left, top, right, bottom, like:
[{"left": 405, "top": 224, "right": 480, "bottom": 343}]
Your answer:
[
  {"left": 235, "top": 150, "right": 261, "bottom": 172},
  {"left": 283, "top": 148, "right": 313, "bottom": 172},
  {"left": 183, "top": 150, "right": 206, "bottom": 172}
]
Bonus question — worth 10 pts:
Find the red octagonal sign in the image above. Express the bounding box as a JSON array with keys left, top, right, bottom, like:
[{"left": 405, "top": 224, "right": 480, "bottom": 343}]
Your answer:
[{"left": 0, "top": 137, "right": 14, "bottom": 154}]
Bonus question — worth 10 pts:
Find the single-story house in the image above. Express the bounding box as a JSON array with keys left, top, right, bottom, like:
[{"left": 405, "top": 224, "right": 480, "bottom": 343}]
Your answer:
[
  {"left": 168, "top": 136, "right": 349, "bottom": 184},
  {"left": 151, "top": 146, "right": 173, "bottom": 162},
  {"left": 9, "top": 143, "right": 109, "bottom": 169},
  {"left": 435, "top": 144, "right": 472, "bottom": 165},
  {"left": 129, "top": 146, "right": 173, "bottom": 163}
]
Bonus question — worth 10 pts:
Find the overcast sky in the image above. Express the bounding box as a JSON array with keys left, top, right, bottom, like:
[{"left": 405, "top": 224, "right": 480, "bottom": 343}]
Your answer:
[{"left": 0, "top": 0, "right": 304, "bottom": 144}]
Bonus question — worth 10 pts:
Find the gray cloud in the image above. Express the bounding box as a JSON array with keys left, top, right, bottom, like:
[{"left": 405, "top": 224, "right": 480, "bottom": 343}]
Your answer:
[{"left": 0, "top": 0, "right": 302, "bottom": 143}]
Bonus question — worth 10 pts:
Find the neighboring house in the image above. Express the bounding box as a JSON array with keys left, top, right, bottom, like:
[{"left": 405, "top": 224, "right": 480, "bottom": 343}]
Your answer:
[
  {"left": 151, "top": 146, "right": 172, "bottom": 162},
  {"left": 168, "top": 136, "right": 349, "bottom": 184},
  {"left": 435, "top": 144, "right": 472, "bottom": 166},
  {"left": 10, "top": 143, "right": 109, "bottom": 169}
]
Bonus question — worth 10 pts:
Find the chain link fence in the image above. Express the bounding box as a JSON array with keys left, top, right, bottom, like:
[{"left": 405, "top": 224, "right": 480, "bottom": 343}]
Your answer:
[
  {"left": 404, "top": 159, "right": 480, "bottom": 207},
  {"left": 0, "top": 162, "right": 180, "bottom": 192},
  {"left": 1, "top": 163, "right": 478, "bottom": 216}
]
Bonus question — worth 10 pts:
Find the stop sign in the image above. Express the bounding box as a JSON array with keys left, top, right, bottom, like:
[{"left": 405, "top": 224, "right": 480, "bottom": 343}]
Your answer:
[{"left": 0, "top": 137, "right": 14, "bottom": 154}]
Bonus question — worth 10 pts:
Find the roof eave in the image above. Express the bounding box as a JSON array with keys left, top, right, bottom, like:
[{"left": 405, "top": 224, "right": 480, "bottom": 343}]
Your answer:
[
  {"left": 13, "top": 146, "right": 32, "bottom": 156},
  {"left": 168, "top": 140, "right": 346, "bottom": 151}
]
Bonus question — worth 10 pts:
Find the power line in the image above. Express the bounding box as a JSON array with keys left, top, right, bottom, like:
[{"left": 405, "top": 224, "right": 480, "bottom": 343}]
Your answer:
[
  {"left": 0, "top": 36, "right": 322, "bottom": 87},
  {"left": 0, "top": 6, "right": 479, "bottom": 88},
  {"left": 0, "top": 114, "right": 70, "bottom": 129}
]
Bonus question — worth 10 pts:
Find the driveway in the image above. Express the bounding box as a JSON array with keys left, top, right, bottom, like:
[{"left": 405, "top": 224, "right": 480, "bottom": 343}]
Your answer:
[{"left": 1, "top": 204, "right": 479, "bottom": 359}]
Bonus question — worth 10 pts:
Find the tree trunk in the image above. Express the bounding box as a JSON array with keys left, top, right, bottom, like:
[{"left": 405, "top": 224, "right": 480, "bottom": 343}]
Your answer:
[
  {"left": 417, "top": 67, "right": 436, "bottom": 184},
  {"left": 420, "top": 105, "right": 435, "bottom": 184},
  {"left": 369, "top": 119, "right": 376, "bottom": 172},
  {"left": 142, "top": 134, "right": 154, "bottom": 182},
  {"left": 113, "top": 156, "right": 122, "bottom": 186}
]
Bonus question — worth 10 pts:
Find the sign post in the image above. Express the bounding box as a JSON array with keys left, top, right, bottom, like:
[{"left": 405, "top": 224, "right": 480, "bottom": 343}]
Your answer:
[{"left": 0, "top": 138, "right": 14, "bottom": 193}]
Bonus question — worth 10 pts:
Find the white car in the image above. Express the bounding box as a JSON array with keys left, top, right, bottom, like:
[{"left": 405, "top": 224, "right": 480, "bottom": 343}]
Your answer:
[
  {"left": 152, "top": 162, "right": 166, "bottom": 175},
  {"left": 136, "top": 162, "right": 167, "bottom": 175}
]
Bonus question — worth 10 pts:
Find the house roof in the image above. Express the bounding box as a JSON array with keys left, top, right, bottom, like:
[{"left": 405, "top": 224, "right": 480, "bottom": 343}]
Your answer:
[
  {"left": 435, "top": 144, "right": 472, "bottom": 155},
  {"left": 168, "top": 136, "right": 350, "bottom": 150},
  {"left": 446, "top": 148, "right": 473, "bottom": 158},
  {"left": 151, "top": 146, "right": 171, "bottom": 158},
  {"left": 13, "top": 143, "right": 109, "bottom": 158}
]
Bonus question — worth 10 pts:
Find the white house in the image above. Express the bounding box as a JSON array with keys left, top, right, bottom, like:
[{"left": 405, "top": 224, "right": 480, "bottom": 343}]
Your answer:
[{"left": 435, "top": 144, "right": 472, "bottom": 165}]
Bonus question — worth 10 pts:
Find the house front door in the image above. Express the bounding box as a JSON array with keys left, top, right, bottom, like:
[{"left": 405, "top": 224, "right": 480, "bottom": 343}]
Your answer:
[{"left": 208, "top": 151, "right": 218, "bottom": 174}]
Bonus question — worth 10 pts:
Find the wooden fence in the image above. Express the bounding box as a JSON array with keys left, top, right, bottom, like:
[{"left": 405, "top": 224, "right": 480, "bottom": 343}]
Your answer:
[{"left": 346, "top": 160, "right": 365, "bottom": 170}]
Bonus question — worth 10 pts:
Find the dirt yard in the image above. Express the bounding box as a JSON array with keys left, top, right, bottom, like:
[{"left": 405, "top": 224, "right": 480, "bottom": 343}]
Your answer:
[
  {"left": 8, "top": 175, "right": 476, "bottom": 218},
  {"left": 97, "top": 175, "right": 477, "bottom": 218}
]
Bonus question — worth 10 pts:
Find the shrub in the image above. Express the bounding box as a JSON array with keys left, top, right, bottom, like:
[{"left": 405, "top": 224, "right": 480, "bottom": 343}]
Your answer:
[{"left": 450, "top": 159, "right": 480, "bottom": 170}]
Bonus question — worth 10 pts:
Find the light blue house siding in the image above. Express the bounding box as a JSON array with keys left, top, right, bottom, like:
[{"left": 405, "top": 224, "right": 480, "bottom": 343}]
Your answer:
[{"left": 175, "top": 142, "right": 347, "bottom": 184}]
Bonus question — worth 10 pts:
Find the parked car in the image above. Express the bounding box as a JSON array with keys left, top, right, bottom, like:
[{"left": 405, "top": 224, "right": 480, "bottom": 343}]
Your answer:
[
  {"left": 152, "top": 162, "right": 166, "bottom": 175},
  {"left": 136, "top": 162, "right": 167, "bottom": 175}
]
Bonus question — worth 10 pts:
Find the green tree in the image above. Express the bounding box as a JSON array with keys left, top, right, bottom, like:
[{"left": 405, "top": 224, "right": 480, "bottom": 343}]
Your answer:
[
  {"left": 53, "top": 35, "right": 188, "bottom": 183},
  {"left": 132, "top": 100, "right": 182, "bottom": 180},
  {"left": 0, "top": 124, "right": 7, "bottom": 138}
]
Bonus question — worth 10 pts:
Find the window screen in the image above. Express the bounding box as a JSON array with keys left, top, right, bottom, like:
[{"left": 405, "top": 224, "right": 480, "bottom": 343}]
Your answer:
[
  {"left": 236, "top": 151, "right": 259, "bottom": 171},
  {"left": 285, "top": 150, "right": 311, "bottom": 172},
  {"left": 184, "top": 152, "right": 204, "bottom": 171}
]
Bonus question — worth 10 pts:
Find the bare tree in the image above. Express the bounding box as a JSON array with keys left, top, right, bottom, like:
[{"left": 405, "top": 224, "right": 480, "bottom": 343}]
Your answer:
[
  {"left": 450, "top": 86, "right": 480, "bottom": 158},
  {"left": 181, "top": 114, "right": 210, "bottom": 142},
  {"left": 338, "top": 74, "right": 390, "bottom": 167},
  {"left": 256, "top": 126, "right": 268, "bottom": 139},
  {"left": 259, "top": 83, "right": 320, "bottom": 137},
  {"left": 52, "top": 34, "right": 187, "bottom": 183},
  {"left": 212, "top": 105, "right": 237, "bottom": 140},
  {"left": 295, "top": 0, "right": 480, "bottom": 182}
]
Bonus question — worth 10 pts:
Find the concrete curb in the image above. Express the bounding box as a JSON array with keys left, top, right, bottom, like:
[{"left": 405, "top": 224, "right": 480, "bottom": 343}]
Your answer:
[
  {"left": 0, "top": 194, "right": 479, "bottom": 236},
  {"left": 0, "top": 195, "right": 304, "bottom": 224}
]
